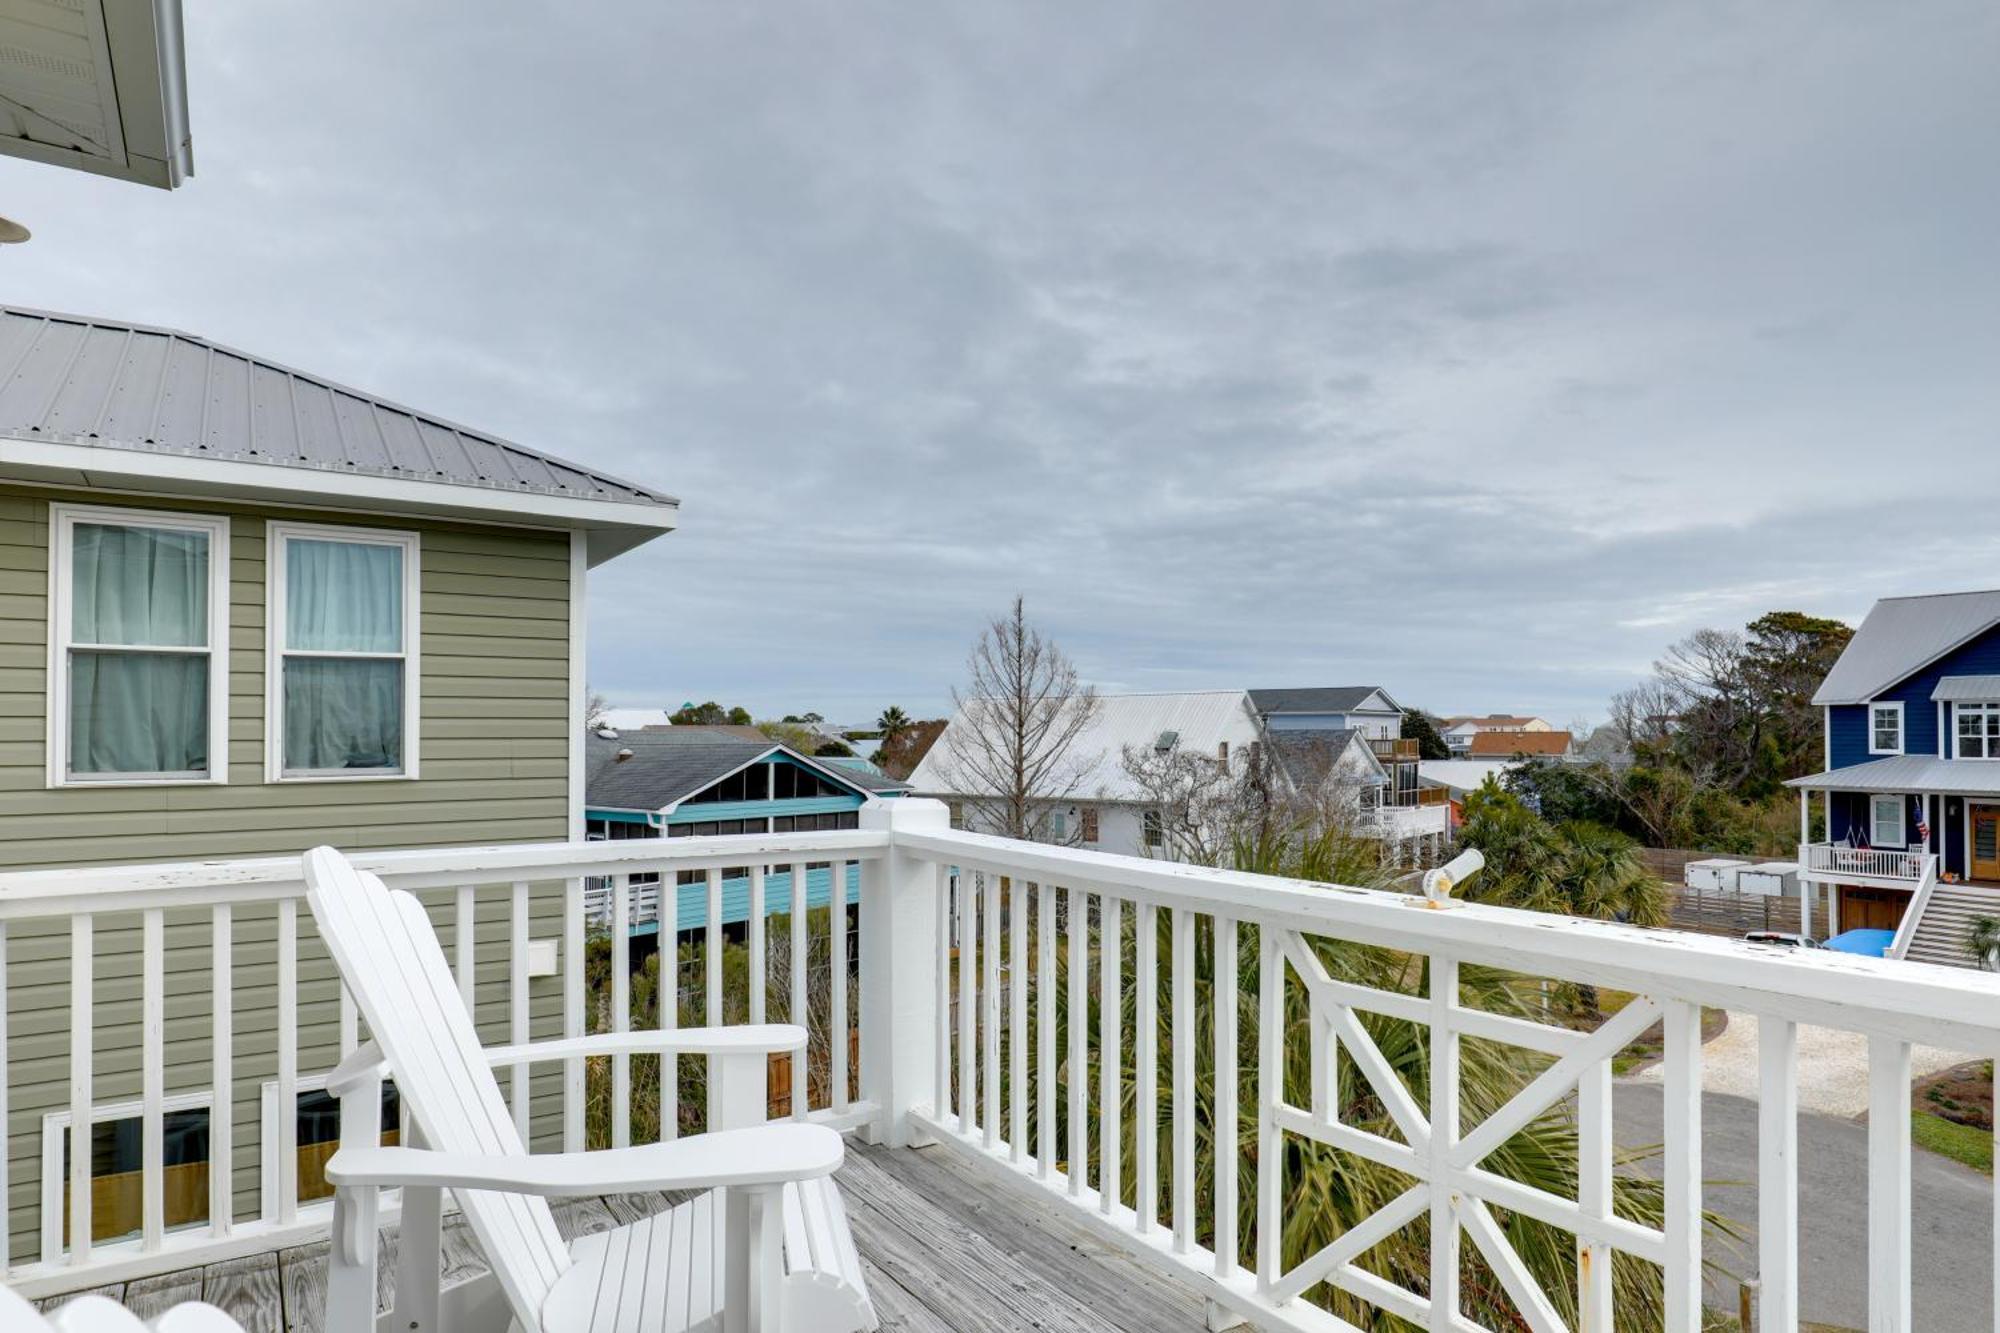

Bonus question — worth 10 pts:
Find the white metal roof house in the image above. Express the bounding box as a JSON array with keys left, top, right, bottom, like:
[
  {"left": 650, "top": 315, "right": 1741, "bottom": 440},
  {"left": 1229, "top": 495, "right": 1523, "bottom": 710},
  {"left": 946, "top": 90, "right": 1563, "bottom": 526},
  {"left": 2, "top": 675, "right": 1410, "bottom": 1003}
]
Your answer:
[
  {"left": 1784, "top": 588, "right": 2000, "bottom": 967},
  {"left": 909, "top": 687, "right": 1451, "bottom": 862}
]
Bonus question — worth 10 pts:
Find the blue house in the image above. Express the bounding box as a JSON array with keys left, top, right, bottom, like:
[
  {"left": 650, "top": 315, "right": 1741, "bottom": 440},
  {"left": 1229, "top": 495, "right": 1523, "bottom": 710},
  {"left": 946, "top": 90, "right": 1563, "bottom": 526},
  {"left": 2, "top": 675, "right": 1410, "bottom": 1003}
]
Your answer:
[
  {"left": 583, "top": 725, "right": 907, "bottom": 940},
  {"left": 1787, "top": 589, "right": 2000, "bottom": 963}
]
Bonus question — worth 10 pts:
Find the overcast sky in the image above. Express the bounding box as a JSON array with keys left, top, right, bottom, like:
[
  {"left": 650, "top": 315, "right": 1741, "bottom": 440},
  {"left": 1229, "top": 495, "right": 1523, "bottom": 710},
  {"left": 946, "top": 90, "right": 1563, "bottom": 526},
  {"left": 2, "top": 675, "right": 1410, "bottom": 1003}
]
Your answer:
[{"left": 8, "top": 2, "right": 1998, "bottom": 725}]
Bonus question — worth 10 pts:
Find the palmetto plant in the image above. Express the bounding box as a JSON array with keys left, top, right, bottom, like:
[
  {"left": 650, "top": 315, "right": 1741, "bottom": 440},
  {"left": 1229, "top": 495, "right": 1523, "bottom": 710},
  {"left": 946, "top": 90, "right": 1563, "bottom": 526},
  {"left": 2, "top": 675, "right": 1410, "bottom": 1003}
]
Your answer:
[{"left": 1966, "top": 915, "right": 2000, "bottom": 971}]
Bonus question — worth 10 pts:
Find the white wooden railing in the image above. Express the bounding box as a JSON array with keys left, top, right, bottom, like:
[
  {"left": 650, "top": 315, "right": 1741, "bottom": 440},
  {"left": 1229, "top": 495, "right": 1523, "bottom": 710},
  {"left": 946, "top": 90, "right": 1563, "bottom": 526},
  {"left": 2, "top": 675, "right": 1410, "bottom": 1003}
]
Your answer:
[
  {"left": 10, "top": 799, "right": 2000, "bottom": 1332},
  {"left": 1887, "top": 856, "right": 1943, "bottom": 961},
  {"left": 1799, "top": 842, "right": 1931, "bottom": 884},
  {"left": 0, "top": 827, "right": 882, "bottom": 1297}
]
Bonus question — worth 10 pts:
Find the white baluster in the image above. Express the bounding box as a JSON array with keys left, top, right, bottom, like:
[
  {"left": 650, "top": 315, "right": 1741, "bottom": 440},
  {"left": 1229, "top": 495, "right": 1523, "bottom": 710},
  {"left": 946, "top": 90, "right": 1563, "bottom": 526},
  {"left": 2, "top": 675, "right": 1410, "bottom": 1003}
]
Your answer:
[
  {"left": 141, "top": 909, "right": 164, "bottom": 1252},
  {"left": 68, "top": 914, "right": 91, "bottom": 1264},
  {"left": 748, "top": 865, "right": 767, "bottom": 1025},
  {"left": 1101, "top": 896, "right": 1122, "bottom": 1217},
  {"left": 611, "top": 874, "right": 631, "bottom": 1148},
  {"left": 563, "top": 876, "right": 584, "bottom": 1152},
  {"left": 1172, "top": 907, "right": 1194, "bottom": 1253},
  {"left": 510, "top": 880, "right": 530, "bottom": 1139},
  {"left": 1661, "top": 1000, "right": 1703, "bottom": 1331},
  {"left": 1256, "top": 926, "right": 1281, "bottom": 1294},
  {"left": 959, "top": 870, "right": 977, "bottom": 1136},
  {"left": 1135, "top": 901, "right": 1159, "bottom": 1234},
  {"left": 1068, "top": 886, "right": 1088, "bottom": 1197},
  {"left": 1010, "top": 877, "right": 1028, "bottom": 1165},
  {"left": 277, "top": 898, "right": 298, "bottom": 1226},
  {"left": 1427, "top": 955, "right": 1458, "bottom": 1331},
  {"left": 1212, "top": 914, "right": 1238, "bottom": 1275},
  {"left": 833, "top": 860, "right": 851, "bottom": 1115},
  {"left": 1869, "top": 1035, "right": 1913, "bottom": 1332},
  {"left": 210, "top": 905, "right": 232, "bottom": 1238},
  {"left": 791, "top": 861, "right": 808, "bottom": 1120},
  {"left": 1037, "top": 880, "right": 1056, "bottom": 1180},
  {"left": 1758, "top": 1016, "right": 1798, "bottom": 1333}
]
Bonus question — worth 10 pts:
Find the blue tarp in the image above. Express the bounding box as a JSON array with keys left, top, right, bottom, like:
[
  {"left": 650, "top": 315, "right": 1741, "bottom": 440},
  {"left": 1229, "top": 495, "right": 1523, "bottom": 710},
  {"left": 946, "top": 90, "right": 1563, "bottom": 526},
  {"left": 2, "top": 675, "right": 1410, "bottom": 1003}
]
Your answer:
[{"left": 1824, "top": 928, "right": 1895, "bottom": 957}]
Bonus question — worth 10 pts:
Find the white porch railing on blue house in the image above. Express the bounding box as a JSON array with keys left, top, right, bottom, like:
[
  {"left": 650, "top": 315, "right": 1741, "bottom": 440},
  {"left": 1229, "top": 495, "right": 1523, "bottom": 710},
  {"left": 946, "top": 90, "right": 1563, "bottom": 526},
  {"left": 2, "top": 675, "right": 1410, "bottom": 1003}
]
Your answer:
[{"left": 3, "top": 799, "right": 1999, "bottom": 1332}]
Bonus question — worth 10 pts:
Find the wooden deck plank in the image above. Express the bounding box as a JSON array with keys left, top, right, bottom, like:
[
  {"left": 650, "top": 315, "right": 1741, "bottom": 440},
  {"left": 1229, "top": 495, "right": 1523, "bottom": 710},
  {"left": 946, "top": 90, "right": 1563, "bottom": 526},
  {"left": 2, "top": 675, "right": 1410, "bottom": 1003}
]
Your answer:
[
  {"left": 36, "top": 1283, "right": 124, "bottom": 1313},
  {"left": 201, "top": 1253, "right": 282, "bottom": 1333},
  {"left": 839, "top": 1144, "right": 1206, "bottom": 1333},
  {"left": 122, "top": 1271, "right": 203, "bottom": 1319},
  {"left": 853, "top": 1140, "right": 1209, "bottom": 1331},
  {"left": 48, "top": 1142, "right": 1209, "bottom": 1333}
]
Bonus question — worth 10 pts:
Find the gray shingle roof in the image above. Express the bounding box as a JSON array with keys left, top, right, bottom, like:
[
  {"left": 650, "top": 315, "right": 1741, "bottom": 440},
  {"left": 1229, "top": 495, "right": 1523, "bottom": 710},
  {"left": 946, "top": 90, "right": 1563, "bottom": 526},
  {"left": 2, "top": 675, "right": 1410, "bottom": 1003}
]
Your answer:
[
  {"left": 585, "top": 728, "right": 906, "bottom": 811},
  {"left": 0, "top": 306, "right": 673, "bottom": 507},
  {"left": 1249, "top": 687, "right": 1398, "bottom": 715},
  {"left": 1265, "top": 728, "right": 1382, "bottom": 792},
  {"left": 1812, "top": 591, "right": 2000, "bottom": 705}
]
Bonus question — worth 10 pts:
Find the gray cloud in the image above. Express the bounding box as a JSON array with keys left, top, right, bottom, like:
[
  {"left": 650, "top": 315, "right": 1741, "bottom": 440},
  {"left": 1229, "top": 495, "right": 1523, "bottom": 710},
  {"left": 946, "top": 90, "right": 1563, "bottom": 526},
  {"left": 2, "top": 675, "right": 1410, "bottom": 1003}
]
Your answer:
[{"left": 6, "top": 0, "right": 1997, "bottom": 723}]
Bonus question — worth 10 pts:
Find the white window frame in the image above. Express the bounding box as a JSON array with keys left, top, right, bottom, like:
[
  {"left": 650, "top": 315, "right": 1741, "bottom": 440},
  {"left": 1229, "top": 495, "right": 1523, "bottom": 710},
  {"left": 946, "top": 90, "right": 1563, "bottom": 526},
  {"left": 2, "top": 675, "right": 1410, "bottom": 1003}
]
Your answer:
[
  {"left": 47, "top": 503, "right": 230, "bottom": 788},
  {"left": 1867, "top": 700, "right": 1904, "bottom": 756},
  {"left": 40, "top": 1090, "right": 215, "bottom": 1264},
  {"left": 265, "top": 521, "right": 420, "bottom": 783},
  {"left": 259, "top": 1072, "right": 403, "bottom": 1224},
  {"left": 1870, "top": 793, "right": 1907, "bottom": 848},
  {"left": 1956, "top": 702, "right": 2000, "bottom": 761}
]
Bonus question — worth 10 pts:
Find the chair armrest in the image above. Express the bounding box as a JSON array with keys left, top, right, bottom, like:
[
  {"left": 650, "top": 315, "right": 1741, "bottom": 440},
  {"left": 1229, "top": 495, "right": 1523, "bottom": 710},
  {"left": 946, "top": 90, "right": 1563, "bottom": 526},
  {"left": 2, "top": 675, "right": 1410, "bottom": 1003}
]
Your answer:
[
  {"left": 481, "top": 1024, "right": 807, "bottom": 1067},
  {"left": 325, "top": 1123, "right": 841, "bottom": 1196}
]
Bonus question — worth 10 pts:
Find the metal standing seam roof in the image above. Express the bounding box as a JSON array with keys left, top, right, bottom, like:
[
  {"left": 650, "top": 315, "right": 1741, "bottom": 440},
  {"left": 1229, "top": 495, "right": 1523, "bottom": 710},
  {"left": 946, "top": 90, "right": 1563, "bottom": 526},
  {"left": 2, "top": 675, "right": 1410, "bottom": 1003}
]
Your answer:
[
  {"left": 0, "top": 306, "right": 674, "bottom": 508},
  {"left": 1785, "top": 756, "right": 2000, "bottom": 797},
  {"left": 1933, "top": 676, "right": 2000, "bottom": 702},
  {"left": 1249, "top": 687, "right": 1400, "bottom": 714},
  {"left": 1812, "top": 591, "right": 2000, "bottom": 705}
]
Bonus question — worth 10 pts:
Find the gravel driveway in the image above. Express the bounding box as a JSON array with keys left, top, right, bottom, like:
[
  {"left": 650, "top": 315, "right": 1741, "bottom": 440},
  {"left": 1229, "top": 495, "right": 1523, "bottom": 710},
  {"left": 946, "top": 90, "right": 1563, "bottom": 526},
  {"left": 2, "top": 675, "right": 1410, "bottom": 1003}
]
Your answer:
[{"left": 1626, "top": 1010, "right": 1970, "bottom": 1116}]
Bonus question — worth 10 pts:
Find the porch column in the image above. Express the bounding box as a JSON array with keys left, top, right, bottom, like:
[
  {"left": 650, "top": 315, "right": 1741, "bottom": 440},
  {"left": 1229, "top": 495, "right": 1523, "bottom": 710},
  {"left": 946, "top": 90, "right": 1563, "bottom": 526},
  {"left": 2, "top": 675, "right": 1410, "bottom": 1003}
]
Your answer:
[
  {"left": 859, "top": 796, "right": 950, "bottom": 1147},
  {"left": 1799, "top": 790, "right": 1809, "bottom": 845}
]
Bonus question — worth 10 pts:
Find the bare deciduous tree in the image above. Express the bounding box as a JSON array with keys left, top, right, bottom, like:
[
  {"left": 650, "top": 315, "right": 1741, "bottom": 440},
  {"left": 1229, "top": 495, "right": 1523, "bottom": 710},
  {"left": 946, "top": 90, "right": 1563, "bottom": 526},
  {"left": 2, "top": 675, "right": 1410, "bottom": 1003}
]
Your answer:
[{"left": 933, "top": 597, "right": 1101, "bottom": 841}]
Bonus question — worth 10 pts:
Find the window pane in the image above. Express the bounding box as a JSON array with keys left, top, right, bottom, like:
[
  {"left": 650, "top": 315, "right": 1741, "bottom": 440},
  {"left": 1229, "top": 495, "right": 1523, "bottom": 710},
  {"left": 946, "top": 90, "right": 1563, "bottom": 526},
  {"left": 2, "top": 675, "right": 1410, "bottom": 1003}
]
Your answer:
[
  {"left": 296, "top": 1084, "right": 398, "bottom": 1204},
  {"left": 287, "top": 538, "right": 402, "bottom": 653},
  {"left": 284, "top": 657, "right": 403, "bottom": 771},
  {"left": 72, "top": 523, "right": 208, "bottom": 647},
  {"left": 69, "top": 650, "right": 208, "bottom": 775},
  {"left": 63, "top": 1108, "right": 209, "bottom": 1246}
]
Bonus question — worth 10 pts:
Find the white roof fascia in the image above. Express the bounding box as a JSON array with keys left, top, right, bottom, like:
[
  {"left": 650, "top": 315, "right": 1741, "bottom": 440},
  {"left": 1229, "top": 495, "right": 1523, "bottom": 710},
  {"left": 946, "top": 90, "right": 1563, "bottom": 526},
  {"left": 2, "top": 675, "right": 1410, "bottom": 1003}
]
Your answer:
[{"left": 0, "top": 435, "right": 677, "bottom": 565}]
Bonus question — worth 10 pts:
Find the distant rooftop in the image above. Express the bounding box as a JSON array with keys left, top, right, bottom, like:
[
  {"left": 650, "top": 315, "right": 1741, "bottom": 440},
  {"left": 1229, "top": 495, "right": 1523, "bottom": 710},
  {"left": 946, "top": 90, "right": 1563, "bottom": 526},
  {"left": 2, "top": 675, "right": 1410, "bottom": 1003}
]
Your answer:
[
  {"left": 1467, "top": 730, "right": 1572, "bottom": 758},
  {"left": 1248, "top": 687, "right": 1398, "bottom": 715}
]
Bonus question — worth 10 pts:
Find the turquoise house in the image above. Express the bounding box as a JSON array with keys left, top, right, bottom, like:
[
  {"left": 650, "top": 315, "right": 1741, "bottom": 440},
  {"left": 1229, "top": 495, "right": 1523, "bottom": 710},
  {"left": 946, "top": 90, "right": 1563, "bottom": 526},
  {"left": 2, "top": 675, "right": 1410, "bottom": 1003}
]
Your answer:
[{"left": 583, "top": 724, "right": 908, "bottom": 936}]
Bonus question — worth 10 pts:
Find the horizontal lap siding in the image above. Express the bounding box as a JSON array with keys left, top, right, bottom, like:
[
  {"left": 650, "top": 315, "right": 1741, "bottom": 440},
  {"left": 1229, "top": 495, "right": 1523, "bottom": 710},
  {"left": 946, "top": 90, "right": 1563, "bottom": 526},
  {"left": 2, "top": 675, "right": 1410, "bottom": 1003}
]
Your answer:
[{"left": 0, "top": 486, "right": 577, "bottom": 1263}]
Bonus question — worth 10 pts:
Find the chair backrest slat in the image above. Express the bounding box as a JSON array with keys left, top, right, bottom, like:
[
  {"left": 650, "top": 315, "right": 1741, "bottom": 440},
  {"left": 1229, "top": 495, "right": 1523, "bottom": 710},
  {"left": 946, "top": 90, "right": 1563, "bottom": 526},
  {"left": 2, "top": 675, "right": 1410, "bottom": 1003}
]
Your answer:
[{"left": 305, "top": 847, "right": 570, "bottom": 1324}]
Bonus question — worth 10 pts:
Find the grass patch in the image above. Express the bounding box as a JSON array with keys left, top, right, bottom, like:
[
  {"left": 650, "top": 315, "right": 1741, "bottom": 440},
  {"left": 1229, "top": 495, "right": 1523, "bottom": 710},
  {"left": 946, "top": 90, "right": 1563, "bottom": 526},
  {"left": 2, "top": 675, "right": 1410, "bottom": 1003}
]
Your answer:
[{"left": 1912, "top": 1109, "right": 1993, "bottom": 1174}]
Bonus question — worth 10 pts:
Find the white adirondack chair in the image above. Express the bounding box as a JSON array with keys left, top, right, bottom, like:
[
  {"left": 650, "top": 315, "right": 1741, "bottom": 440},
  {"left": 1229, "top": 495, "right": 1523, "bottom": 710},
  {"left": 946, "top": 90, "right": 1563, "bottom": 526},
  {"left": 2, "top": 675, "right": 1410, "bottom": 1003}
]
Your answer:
[
  {"left": 0, "top": 1287, "right": 248, "bottom": 1332},
  {"left": 302, "top": 846, "right": 877, "bottom": 1333}
]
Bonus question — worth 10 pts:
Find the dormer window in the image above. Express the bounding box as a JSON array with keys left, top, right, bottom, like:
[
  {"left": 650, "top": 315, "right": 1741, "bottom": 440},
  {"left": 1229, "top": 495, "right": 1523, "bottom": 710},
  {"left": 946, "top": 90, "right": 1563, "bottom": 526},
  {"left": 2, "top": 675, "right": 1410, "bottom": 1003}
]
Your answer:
[
  {"left": 1869, "top": 701, "right": 1903, "bottom": 755},
  {"left": 1958, "top": 703, "right": 2000, "bottom": 760}
]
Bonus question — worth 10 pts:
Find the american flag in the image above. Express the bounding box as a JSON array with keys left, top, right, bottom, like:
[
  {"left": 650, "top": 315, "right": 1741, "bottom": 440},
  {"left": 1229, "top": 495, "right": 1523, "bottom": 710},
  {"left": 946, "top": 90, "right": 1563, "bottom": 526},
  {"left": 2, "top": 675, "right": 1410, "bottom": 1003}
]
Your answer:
[{"left": 1916, "top": 795, "right": 1930, "bottom": 845}]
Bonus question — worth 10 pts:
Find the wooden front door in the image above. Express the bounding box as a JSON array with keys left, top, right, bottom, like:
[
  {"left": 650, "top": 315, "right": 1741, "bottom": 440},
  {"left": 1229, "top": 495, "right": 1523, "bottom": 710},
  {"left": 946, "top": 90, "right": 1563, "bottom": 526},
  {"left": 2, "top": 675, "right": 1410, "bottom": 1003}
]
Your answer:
[
  {"left": 1973, "top": 805, "right": 2000, "bottom": 882},
  {"left": 1838, "top": 887, "right": 1909, "bottom": 932}
]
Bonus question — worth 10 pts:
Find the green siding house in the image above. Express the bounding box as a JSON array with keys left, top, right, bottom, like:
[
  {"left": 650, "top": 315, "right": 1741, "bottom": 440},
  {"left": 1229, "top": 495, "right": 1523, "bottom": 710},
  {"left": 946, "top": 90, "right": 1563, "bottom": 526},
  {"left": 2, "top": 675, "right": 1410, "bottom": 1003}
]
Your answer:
[{"left": 0, "top": 306, "right": 675, "bottom": 1264}]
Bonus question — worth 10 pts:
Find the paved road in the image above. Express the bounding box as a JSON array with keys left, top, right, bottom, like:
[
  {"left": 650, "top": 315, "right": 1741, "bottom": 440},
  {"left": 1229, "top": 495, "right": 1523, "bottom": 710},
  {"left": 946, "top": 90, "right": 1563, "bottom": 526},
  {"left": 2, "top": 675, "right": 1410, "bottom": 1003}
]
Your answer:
[{"left": 1616, "top": 1081, "right": 1992, "bottom": 1332}]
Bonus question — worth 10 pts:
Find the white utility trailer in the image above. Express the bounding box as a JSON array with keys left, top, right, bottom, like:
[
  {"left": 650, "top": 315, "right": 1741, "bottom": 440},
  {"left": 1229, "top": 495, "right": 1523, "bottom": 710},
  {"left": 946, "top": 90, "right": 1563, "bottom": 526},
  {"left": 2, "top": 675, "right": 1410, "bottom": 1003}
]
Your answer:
[
  {"left": 1735, "top": 861, "right": 1800, "bottom": 898},
  {"left": 1683, "top": 858, "right": 1750, "bottom": 892}
]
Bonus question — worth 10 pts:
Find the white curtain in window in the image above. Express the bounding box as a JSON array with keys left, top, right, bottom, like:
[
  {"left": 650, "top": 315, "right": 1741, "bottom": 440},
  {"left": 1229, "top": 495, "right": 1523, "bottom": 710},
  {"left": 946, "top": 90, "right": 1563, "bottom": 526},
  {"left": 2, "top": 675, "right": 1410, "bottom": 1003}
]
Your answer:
[
  {"left": 284, "top": 658, "right": 403, "bottom": 771},
  {"left": 68, "top": 524, "right": 210, "bottom": 775},
  {"left": 287, "top": 539, "right": 401, "bottom": 652}
]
